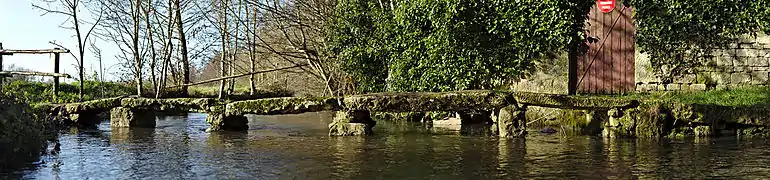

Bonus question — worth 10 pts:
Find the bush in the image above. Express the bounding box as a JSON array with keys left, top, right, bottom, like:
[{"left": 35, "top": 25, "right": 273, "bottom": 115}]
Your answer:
[
  {"left": 0, "top": 95, "right": 56, "bottom": 170},
  {"left": 328, "top": 0, "right": 594, "bottom": 92},
  {"left": 1, "top": 80, "right": 135, "bottom": 104}
]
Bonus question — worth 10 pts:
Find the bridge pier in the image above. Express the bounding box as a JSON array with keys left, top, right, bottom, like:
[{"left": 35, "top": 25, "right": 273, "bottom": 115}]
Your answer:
[
  {"left": 583, "top": 109, "right": 610, "bottom": 136},
  {"left": 458, "top": 112, "right": 495, "bottom": 135},
  {"left": 496, "top": 105, "right": 527, "bottom": 138},
  {"left": 206, "top": 113, "right": 249, "bottom": 132},
  {"left": 329, "top": 111, "right": 376, "bottom": 136},
  {"left": 110, "top": 107, "right": 156, "bottom": 128},
  {"left": 67, "top": 113, "right": 103, "bottom": 126}
]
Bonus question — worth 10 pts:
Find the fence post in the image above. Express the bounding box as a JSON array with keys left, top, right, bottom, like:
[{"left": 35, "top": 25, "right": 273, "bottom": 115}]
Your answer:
[
  {"left": 53, "top": 49, "right": 60, "bottom": 100},
  {"left": 0, "top": 43, "right": 4, "bottom": 90}
]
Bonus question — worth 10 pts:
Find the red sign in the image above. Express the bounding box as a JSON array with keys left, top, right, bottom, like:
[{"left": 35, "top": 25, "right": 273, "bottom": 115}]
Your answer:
[{"left": 597, "top": 0, "right": 615, "bottom": 13}]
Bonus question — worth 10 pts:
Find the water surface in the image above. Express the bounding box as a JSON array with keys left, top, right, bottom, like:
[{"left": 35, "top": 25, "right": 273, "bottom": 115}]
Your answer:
[{"left": 6, "top": 112, "right": 770, "bottom": 179}]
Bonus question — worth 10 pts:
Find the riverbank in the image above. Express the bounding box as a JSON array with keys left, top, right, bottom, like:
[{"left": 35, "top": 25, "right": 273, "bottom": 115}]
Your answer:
[
  {"left": 0, "top": 95, "right": 58, "bottom": 172},
  {"left": 1, "top": 80, "right": 293, "bottom": 105},
  {"left": 533, "top": 86, "right": 770, "bottom": 138}
]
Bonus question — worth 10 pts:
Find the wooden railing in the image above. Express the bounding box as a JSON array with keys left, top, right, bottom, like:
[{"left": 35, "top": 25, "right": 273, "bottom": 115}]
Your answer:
[{"left": 0, "top": 43, "right": 71, "bottom": 100}]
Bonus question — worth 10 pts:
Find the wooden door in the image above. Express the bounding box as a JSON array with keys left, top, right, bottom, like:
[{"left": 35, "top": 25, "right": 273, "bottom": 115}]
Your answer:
[{"left": 573, "top": 1, "right": 636, "bottom": 94}]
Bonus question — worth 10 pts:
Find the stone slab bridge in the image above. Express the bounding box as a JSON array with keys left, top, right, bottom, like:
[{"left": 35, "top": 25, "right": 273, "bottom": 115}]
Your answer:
[{"left": 34, "top": 91, "right": 638, "bottom": 137}]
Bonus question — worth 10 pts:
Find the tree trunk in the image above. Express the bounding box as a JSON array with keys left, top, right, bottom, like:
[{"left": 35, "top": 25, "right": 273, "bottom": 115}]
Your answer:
[
  {"left": 174, "top": 0, "right": 190, "bottom": 97},
  {"left": 248, "top": 2, "right": 257, "bottom": 96},
  {"left": 217, "top": 0, "right": 228, "bottom": 99},
  {"left": 72, "top": 5, "right": 85, "bottom": 101},
  {"left": 157, "top": 0, "right": 175, "bottom": 99},
  {"left": 144, "top": 0, "right": 158, "bottom": 97},
  {"left": 133, "top": 0, "right": 143, "bottom": 96}
]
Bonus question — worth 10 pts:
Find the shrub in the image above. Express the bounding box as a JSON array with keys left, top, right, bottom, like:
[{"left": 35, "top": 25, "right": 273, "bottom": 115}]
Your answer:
[{"left": 328, "top": 0, "right": 594, "bottom": 92}]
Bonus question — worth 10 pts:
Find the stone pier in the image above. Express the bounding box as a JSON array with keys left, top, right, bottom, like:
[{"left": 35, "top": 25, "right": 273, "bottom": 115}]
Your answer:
[
  {"left": 329, "top": 111, "right": 376, "bottom": 136},
  {"left": 496, "top": 105, "right": 527, "bottom": 138},
  {"left": 67, "top": 113, "right": 103, "bottom": 126},
  {"left": 458, "top": 111, "right": 495, "bottom": 135},
  {"left": 110, "top": 107, "right": 156, "bottom": 128},
  {"left": 583, "top": 109, "right": 609, "bottom": 136},
  {"left": 206, "top": 112, "right": 249, "bottom": 132}
]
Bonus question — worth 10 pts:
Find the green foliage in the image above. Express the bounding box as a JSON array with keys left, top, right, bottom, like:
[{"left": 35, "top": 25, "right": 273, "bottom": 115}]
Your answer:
[
  {"left": 631, "top": 0, "right": 770, "bottom": 81},
  {"left": 329, "top": 0, "right": 594, "bottom": 92},
  {"left": 1, "top": 80, "right": 135, "bottom": 104},
  {"left": 0, "top": 95, "right": 56, "bottom": 170}
]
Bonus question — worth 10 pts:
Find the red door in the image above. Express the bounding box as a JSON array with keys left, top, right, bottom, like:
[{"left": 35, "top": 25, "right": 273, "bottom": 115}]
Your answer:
[{"left": 574, "top": 1, "right": 636, "bottom": 94}]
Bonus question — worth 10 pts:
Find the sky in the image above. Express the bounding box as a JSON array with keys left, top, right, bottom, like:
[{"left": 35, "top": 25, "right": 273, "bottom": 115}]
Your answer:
[{"left": 0, "top": 0, "right": 122, "bottom": 82}]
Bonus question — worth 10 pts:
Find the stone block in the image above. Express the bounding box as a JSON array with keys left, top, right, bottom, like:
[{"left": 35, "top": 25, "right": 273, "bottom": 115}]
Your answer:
[
  {"left": 715, "top": 85, "right": 728, "bottom": 90},
  {"left": 697, "top": 72, "right": 731, "bottom": 84},
  {"left": 716, "top": 55, "right": 735, "bottom": 66},
  {"left": 498, "top": 106, "right": 526, "bottom": 138},
  {"left": 751, "top": 67, "right": 770, "bottom": 72},
  {"left": 637, "top": 84, "right": 657, "bottom": 92},
  {"left": 733, "top": 56, "right": 748, "bottom": 67},
  {"left": 329, "top": 111, "right": 376, "bottom": 136},
  {"left": 756, "top": 32, "right": 770, "bottom": 44},
  {"left": 68, "top": 113, "right": 102, "bottom": 125},
  {"left": 737, "top": 49, "right": 759, "bottom": 57},
  {"left": 708, "top": 49, "right": 726, "bottom": 57},
  {"left": 739, "top": 43, "right": 759, "bottom": 49},
  {"left": 583, "top": 110, "right": 608, "bottom": 136},
  {"left": 748, "top": 57, "right": 769, "bottom": 67},
  {"left": 689, "top": 84, "right": 707, "bottom": 91},
  {"left": 656, "top": 84, "right": 667, "bottom": 91},
  {"left": 110, "top": 107, "right": 156, "bottom": 128},
  {"left": 751, "top": 71, "right": 770, "bottom": 84},
  {"left": 675, "top": 74, "right": 696, "bottom": 84},
  {"left": 760, "top": 49, "right": 770, "bottom": 57},
  {"left": 665, "top": 84, "right": 681, "bottom": 91},
  {"left": 731, "top": 72, "right": 751, "bottom": 84},
  {"left": 206, "top": 113, "right": 248, "bottom": 132}
]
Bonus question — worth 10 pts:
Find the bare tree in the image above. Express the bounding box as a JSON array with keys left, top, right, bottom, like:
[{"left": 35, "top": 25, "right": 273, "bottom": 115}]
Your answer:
[
  {"left": 216, "top": 0, "right": 230, "bottom": 99},
  {"left": 174, "top": 0, "right": 192, "bottom": 96},
  {"left": 88, "top": 40, "right": 104, "bottom": 98},
  {"left": 97, "top": 0, "right": 146, "bottom": 96},
  {"left": 33, "top": 0, "right": 104, "bottom": 101}
]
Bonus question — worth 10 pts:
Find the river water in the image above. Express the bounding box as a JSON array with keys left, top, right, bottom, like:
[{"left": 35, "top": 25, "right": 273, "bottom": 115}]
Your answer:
[{"left": 5, "top": 112, "right": 770, "bottom": 179}]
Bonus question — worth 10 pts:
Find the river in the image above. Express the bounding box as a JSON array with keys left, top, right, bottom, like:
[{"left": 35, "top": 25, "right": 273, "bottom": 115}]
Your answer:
[{"left": 4, "top": 112, "right": 770, "bottom": 179}]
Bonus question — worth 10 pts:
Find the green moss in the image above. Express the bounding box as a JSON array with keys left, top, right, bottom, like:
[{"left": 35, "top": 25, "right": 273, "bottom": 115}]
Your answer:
[
  {"left": 372, "top": 112, "right": 425, "bottom": 122},
  {"left": 226, "top": 97, "right": 338, "bottom": 115},
  {"left": 556, "top": 110, "right": 589, "bottom": 130},
  {"left": 343, "top": 90, "right": 512, "bottom": 112},
  {"left": 328, "top": 111, "right": 372, "bottom": 136},
  {"left": 515, "top": 92, "right": 636, "bottom": 109}
]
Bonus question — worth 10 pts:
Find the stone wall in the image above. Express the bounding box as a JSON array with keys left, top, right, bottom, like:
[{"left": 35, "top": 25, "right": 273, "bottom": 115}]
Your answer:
[{"left": 636, "top": 32, "right": 770, "bottom": 92}]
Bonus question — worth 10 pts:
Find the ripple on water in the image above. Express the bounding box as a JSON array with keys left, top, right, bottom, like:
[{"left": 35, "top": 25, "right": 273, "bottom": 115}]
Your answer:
[{"left": 9, "top": 113, "right": 770, "bottom": 179}]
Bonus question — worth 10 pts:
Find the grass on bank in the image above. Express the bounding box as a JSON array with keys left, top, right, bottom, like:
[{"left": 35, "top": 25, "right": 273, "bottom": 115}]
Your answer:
[
  {"left": 603, "top": 86, "right": 770, "bottom": 107},
  {"left": 1, "top": 80, "right": 293, "bottom": 104}
]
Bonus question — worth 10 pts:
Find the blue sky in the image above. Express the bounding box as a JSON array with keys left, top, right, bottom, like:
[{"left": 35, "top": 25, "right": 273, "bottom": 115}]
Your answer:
[{"left": 0, "top": 0, "right": 121, "bottom": 81}]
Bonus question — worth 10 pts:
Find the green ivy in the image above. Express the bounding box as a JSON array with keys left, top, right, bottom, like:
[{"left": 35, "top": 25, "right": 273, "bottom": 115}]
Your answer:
[
  {"left": 329, "top": 0, "right": 594, "bottom": 93},
  {"left": 631, "top": 0, "right": 770, "bottom": 81}
]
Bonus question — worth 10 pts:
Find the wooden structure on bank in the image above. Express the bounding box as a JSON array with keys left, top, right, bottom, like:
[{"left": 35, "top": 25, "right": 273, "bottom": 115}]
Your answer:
[
  {"left": 0, "top": 43, "right": 71, "bottom": 99},
  {"left": 569, "top": 1, "right": 636, "bottom": 94}
]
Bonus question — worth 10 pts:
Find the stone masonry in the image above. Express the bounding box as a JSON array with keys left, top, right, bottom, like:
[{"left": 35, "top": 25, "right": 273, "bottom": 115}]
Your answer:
[{"left": 636, "top": 33, "right": 770, "bottom": 92}]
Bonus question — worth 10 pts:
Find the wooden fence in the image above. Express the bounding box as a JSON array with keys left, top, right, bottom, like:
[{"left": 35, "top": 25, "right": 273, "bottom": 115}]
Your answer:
[{"left": 0, "top": 43, "right": 71, "bottom": 100}]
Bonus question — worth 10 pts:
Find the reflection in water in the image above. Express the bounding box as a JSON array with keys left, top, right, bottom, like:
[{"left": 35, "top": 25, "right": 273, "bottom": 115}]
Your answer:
[{"left": 10, "top": 112, "right": 770, "bottom": 179}]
